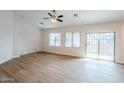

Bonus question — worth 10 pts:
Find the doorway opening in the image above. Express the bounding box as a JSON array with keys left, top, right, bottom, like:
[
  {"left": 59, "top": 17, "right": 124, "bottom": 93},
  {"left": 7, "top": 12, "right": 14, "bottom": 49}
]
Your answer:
[{"left": 86, "top": 32, "right": 115, "bottom": 61}]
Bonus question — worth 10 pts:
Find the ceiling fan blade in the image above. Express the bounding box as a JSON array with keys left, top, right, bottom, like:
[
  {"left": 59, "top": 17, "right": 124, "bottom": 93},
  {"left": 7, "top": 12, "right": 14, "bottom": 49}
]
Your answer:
[
  {"left": 43, "top": 18, "right": 50, "bottom": 19},
  {"left": 48, "top": 13, "right": 52, "bottom": 17},
  {"left": 53, "top": 10, "right": 56, "bottom": 13},
  {"left": 58, "top": 15, "right": 63, "bottom": 18},
  {"left": 57, "top": 19, "right": 63, "bottom": 22}
]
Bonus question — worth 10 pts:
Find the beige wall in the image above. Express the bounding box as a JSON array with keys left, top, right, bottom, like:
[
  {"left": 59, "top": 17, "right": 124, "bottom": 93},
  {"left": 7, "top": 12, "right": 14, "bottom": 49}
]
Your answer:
[{"left": 42, "top": 21, "right": 124, "bottom": 64}]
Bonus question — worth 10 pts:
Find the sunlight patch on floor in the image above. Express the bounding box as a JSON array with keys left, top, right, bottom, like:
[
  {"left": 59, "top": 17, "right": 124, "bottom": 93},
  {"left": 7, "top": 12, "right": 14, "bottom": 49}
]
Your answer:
[{"left": 81, "top": 58, "right": 113, "bottom": 64}]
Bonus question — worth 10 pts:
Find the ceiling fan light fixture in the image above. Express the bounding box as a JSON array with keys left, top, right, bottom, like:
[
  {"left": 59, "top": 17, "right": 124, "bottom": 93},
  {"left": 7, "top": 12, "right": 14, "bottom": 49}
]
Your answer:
[
  {"left": 43, "top": 10, "right": 63, "bottom": 23},
  {"left": 51, "top": 18, "right": 57, "bottom": 23}
]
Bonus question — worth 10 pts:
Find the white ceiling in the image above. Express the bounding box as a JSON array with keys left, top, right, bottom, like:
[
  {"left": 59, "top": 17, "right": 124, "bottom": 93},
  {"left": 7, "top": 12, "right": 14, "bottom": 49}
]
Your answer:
[{"left": 15, "top": 10, "right": 124, "bottom": 29}]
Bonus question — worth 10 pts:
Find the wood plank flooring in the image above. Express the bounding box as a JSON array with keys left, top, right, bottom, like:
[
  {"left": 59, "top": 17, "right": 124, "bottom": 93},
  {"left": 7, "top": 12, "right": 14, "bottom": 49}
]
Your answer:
[{"left": 0, "top": 52, "right": 124, "bottom": 83}]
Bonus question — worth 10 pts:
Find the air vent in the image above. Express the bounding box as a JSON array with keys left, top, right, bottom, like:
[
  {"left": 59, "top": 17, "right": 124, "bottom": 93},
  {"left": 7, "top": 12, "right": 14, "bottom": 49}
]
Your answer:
[
  {"left": 73, "top": 13, "right": 78, "bottom": 17},
  {"left": 40, "top": 22, "right": 44, "bottom": 25}
]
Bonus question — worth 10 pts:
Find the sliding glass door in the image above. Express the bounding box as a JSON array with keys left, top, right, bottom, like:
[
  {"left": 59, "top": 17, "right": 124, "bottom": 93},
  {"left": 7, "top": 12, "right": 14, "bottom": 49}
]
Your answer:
[{"left": 86, "top": 32, "right": 115, "bottom": 61}]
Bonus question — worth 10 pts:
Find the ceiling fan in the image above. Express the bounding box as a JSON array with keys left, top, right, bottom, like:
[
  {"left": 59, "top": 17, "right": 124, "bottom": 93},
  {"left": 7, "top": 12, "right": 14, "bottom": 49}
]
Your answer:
[{"left": 43, "top": 10, "right": 63, "bottom": 23}]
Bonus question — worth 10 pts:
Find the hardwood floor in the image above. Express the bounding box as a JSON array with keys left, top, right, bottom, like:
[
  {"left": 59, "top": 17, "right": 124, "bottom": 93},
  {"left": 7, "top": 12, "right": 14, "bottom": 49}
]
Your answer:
[{"left": 0, "top": 52, "right": 124, "bottom": 83}]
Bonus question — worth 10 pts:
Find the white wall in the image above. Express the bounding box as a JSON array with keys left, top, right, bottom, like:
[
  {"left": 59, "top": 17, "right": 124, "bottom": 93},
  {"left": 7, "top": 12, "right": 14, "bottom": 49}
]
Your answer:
[
  {"left": 43, "top": 21, "right": 124, "bottom": 64},
  {"left": 0, "top": 11, "right": 13, "bottom": 64},
  {"left": 0, "top": 11, "right": 43, "bottom": 64},
  {"left": 13, "top": 14, "right": 42, "bottom": 57}
]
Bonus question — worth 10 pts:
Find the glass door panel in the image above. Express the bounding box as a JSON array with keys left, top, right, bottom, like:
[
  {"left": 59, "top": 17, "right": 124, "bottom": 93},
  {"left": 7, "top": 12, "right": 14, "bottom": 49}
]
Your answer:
[{"left": 86, "top": 32, "right": 115, "bottom": 61}]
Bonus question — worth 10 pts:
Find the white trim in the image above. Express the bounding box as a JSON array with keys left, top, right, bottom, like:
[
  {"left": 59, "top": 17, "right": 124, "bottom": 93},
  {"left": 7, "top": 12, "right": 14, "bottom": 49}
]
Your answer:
[
  {"left": 0, "top": 57, "right": 13, "bottom": 64},
  {"left": 115, "top": 60, "right": 124, "bottom": 64}
]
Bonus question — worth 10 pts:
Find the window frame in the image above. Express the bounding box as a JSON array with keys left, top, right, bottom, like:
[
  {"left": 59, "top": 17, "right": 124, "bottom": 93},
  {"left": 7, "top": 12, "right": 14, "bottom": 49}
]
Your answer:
[{"left": 65, "top": 32, "right": 80, "bottom": 48}]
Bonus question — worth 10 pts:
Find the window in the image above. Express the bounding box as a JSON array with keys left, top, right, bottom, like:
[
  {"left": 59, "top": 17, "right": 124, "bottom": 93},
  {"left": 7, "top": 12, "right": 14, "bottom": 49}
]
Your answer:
[
  {"left": 65, "top": 32, "right": 72, "bottom": 47},
  {"left": 65, "top": 32, "right": 80, "bottom": 47},
  {"left": 73, "top": 32, "right": 80, "bottom": 47},
  {"left": 49, "top": 33, "right": 61, "bottom": 46}
]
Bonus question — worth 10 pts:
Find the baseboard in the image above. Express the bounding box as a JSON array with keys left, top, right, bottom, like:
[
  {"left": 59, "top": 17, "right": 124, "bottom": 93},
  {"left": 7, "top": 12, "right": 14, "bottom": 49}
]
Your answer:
[
  {"left": 116, "top": 60, "right": 124, "bottom": 64},
  {"left": 42, "top": 51, "right": 82, "bottom": 58},
  {"left": 20, "top": 51, "right": 44, "bottom": 56},
  {"left": 0, "top": 57, "right": 13, "bottom": 64},
  {"left": 20, "top": 50, "right": 43, "bottom": 55},
  {"left": 0, "top": 51, "right": 43, "bottom": 64}
]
